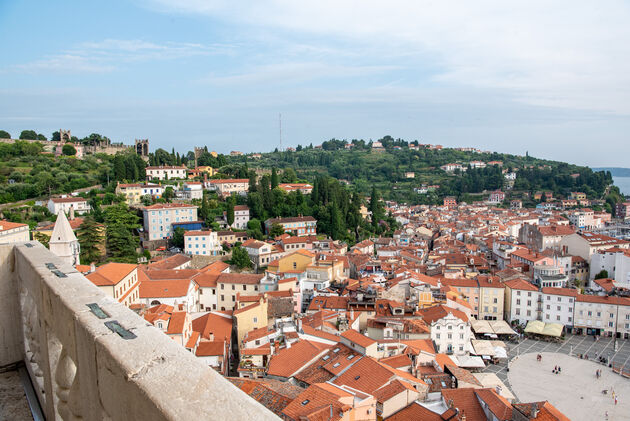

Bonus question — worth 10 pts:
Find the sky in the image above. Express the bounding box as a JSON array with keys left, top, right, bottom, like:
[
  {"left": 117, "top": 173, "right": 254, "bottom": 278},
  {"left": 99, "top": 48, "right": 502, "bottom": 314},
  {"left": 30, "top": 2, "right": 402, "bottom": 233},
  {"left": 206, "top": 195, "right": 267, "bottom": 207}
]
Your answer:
[{"left": 1, "top": 1, "right": 630, "bottom": 167}]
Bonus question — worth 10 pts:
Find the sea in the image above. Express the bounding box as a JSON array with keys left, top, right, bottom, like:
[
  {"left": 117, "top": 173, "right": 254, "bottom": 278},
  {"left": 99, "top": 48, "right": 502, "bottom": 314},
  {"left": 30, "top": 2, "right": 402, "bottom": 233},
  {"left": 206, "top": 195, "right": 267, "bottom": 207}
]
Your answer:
[{"left": 613, "top": 176, "right": 630, "bottom": 196}]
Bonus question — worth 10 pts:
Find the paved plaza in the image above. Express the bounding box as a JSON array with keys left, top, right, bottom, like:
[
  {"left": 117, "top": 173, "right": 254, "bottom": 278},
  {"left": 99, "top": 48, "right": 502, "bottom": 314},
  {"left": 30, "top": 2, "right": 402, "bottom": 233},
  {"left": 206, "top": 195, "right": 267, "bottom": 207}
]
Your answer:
[{"left": 480, "top": 334, "right": 630, "bottom": 420}]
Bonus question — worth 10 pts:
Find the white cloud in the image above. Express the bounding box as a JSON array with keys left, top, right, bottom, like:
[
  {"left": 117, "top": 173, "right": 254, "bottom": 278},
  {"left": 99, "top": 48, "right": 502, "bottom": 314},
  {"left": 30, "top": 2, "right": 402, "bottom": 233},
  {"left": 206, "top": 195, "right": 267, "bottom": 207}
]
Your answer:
[
  {"left": 7, "top": 38, "right": 233, "bottom": 74},
  {"left": 147, "top": 0, "right": 630, "bottom": 114}
]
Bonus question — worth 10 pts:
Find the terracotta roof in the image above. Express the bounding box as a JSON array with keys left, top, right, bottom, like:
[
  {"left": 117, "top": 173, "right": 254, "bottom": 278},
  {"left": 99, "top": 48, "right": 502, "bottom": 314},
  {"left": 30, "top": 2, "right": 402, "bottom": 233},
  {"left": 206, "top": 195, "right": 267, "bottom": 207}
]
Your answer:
[
  {"left": 340, "top": 329, "right": 376, "bottom": 348},
  {"left": 194, "top": 272, "right": 219, "bottom": 288},
  {"left": 332, "top": 356, "right": 394, "bottom": 394},
  {"left": 144, "top": 203, "right": 196, "bottom": 210},
  {"left": 475, "top": 389, "right": 512, "bottom": 421},
  {"left": 166, "top": 311, "right": 187, "bottom": 335},
  {"left": 267, "top": 340, "right": 331, "bottom": 378},
  {"left": 385, "top": 402, "right": 444, "bottom": 421},
  {"left": 195, "top": 341, "right": 225, "bottom": 356},
  {"left": 281, "top": 383, "right": 351, "bottom": 421},
  {"left": 199, "top": 260, "right": 230, "bottom": 274},
  {"left": 86, "top": 263, "right": 137, "bottom": 286},
  {"left": 373, "top": 379, "right": 414, "bottom": 403},
  {"left": 139, "top": 278, "right": 192, "bottom": 298},
  {"left": 192, "top": 312, "right": 233, "bottom": 341},
  {"left": 147, "top": 253, "right": 191, "bottom": 270},
  {"left": 541, "top": 287, "right": 578, "bottom": 297},
  {"left": 504, "top": 278, "right": 539, "bottom": 291},
  {"left": 217, "top": 273, "right": 264, "bottom": 285},
  {"left": 418, "top": 304, "right": 469, "bottom": 324},
  {"left": 379, "top": 354, "right": 412, "bottom": 369},
  {"left": 512, "top": 401, "right": 570, "bottom": 421},
  {"left": 441, "top": 388, "right": 487, "bottom": 421},
  {"left": 227, "top": 378, "right": 302, "bottom": 416},
  {"left": 293, "top": 344, "right": 359, "bottom": 385},
  {"left": 49, "top": 197, "right": 87, "bottom": 203},
  {"left": 209, "top": 178, "right": 249, "bottom": 184}
]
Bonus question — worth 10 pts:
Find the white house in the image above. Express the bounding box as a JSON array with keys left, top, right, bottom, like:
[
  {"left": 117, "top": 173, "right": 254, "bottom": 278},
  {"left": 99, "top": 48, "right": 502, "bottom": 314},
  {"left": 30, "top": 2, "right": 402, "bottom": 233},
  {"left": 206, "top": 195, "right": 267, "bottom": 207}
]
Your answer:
[
  {"left": 418, "top": 305, "right": 471, "bottom": 355},
  {"left": 181, "top": 181, "right": 203, "bottom": 200},
  {"left": 226, "top": 205, "right": 250, "bottom": 229},
  {"left": 0, "top": 220, "right": 30, "bottom": 243},
  {"left": 146, "top": 165, "right": 187, "bottom": 180},
  {"left": 504, "top": 278, "right": 540, "bottom": 325},
  {"left": 589, "top": 248, "right": 630, "bottom": 286},
  {"left": 47, "top": 197, "right": 91, "bottom": 215},
  {"left": 206, "top": 179, "right": 249, "bottom": 197},
  {"left": 143, "top": 203, "right": 198, "bottom": 240},
  {"left": 541, "top": 287, "right": 577, "bottom": 328},
  {"left": 184, "top": 230, "right": 221, "bottom": 256},
  {"left": 559, "top": 232, "right": 629, "bottom": 262},
  {"left": 139, "top": 271, "right": 200, "bottom": 313}
]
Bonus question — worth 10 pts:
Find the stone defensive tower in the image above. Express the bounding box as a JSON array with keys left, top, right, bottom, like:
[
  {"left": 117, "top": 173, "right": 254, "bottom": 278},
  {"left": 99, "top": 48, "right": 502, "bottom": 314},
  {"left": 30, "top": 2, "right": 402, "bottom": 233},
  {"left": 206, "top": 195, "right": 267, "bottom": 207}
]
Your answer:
[
  {"left": 59, "top": 129, "right": 71, "bottom": 142},
  {"left": 135, "top": 139, "right": 149, "bottom": 161}
]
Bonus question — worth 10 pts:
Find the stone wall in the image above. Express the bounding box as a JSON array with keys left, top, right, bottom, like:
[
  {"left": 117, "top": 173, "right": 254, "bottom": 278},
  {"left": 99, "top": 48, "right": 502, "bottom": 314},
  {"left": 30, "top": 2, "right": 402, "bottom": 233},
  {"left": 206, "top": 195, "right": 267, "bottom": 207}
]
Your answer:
[{"left": 0, "top": 242, "right": 278, "bottom": 420}]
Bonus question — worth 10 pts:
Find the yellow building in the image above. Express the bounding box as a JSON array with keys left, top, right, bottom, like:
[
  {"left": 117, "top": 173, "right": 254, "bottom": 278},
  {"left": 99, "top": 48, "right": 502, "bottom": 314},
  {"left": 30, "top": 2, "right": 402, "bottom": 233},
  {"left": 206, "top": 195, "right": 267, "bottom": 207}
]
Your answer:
[
  {"left": 477, "top": 277, "right": 505, "bottom": 321},
  {"left": 267, "top": 249, "right": 315, "bottom": 274},
  {"left": 233, "top": 296, "right": 268, "bottom": 348},
  {"left": 115, "top": 182, "right": 164, "bottom": 205}
]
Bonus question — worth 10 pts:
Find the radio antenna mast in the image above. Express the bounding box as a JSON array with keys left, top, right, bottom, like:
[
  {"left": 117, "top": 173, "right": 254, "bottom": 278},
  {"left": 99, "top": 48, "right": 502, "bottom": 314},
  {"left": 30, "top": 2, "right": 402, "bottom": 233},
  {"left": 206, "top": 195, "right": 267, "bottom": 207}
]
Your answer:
[{"left": 279, "top": 113, "right": 282, "bottom": 151}]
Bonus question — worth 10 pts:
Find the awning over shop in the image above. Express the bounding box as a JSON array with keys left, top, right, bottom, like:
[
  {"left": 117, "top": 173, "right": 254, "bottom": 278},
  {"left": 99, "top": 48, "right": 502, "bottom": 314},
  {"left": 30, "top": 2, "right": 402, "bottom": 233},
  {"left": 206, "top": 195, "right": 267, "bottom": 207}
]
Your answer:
[{"left": 524, "top": 320, "right": 563, "bottom": 337}]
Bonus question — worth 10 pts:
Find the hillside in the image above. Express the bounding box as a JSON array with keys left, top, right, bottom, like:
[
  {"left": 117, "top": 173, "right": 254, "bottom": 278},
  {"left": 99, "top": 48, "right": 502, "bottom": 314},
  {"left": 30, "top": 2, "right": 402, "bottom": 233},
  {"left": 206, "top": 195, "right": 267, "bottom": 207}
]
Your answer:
[{"left": 227, "top": 137, "right": 613, "bottom": 206}]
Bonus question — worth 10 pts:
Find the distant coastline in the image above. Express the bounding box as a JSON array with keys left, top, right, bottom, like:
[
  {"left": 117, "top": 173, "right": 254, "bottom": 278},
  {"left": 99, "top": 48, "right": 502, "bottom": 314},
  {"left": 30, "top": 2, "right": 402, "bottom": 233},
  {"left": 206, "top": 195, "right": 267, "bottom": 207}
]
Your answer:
[{"left": 593, "top": 167, "right": 630, "bottom": 177}]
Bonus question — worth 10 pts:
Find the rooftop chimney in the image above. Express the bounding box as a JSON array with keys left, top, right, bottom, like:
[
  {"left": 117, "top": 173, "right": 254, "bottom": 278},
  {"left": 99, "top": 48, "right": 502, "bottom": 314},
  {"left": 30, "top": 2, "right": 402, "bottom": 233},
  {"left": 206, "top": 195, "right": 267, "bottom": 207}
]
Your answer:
[{"left": 90, "top": 262, "right": 96, "bottom": 273}]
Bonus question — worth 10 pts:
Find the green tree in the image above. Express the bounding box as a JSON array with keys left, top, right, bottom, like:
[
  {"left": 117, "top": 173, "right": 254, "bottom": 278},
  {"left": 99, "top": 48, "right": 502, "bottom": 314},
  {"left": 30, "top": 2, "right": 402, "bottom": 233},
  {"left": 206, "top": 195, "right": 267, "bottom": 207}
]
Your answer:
[
  {"left": 62, "top": 144, "right": 77, "bottom": 156},
  {"left": 271, "top": 167, "right": 279, "bottom": 189},
  {"left": 0, "top": 130, "right": 11, "bottom": 139},
  {"left": 19, "top": 130, "right": 37, "bottom": 140},
  {"left": 103, "top": 203, "right": 140, "bottom": 262},
  {"left": 113, "top": 155, "right": 126, "bottom": 182},
  {"left": 269, "top": 223, "right": 285, "bottom": 237},
  {"left": 77, "top": 215, "right": 103, "bottom": 264},
  {"left": 226, "top": 196, "right": 235, "bottom": 227},
  {"left": 229, "top": 245, "right": 252, "bottom": 268},
  {"left": 162, "top": 187, "right": 175, "bottom": 202},
  {"left": 248, "top": 172, "right": 257, "bottom": 193},
  {"left": 33, "top": 231, "right": 50, "bottom": 248},
  {"left": 51, "top": 131, "right": 61, "bottom": 142},
  {"left": 594, "top": 270, "right": 609, "bottom": 280},
  {"left": 171, "top": 227, "right": 186, "bottom": 248}
]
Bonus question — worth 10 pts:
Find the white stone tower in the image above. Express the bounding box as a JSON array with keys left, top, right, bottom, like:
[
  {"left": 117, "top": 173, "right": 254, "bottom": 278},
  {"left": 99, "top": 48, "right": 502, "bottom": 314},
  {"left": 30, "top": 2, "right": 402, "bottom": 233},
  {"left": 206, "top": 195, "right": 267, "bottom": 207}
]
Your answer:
[{"left": 48, "top": 209, "right": 80, "bottom": 267}]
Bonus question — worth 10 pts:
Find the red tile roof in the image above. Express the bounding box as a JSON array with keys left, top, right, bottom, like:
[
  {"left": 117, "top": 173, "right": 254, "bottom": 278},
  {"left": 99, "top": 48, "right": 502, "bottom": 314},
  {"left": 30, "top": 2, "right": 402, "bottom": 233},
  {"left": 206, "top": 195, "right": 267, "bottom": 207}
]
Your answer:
[
  {"left": 86, "top": 263, "right": 137, "bottom": 286},
  {"left": 340, "top": 329, "right": 376, "bottom": 348},
  {"left": 267, "top": 340, "right": 331, "bottom": 378}
]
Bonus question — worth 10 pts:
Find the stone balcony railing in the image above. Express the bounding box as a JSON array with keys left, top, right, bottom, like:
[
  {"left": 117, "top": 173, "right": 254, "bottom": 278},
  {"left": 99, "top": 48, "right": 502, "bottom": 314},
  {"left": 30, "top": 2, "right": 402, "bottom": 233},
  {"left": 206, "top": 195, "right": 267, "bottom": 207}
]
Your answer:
[{"left": 0, "top": 242, "right": 278, "bottom": 420}]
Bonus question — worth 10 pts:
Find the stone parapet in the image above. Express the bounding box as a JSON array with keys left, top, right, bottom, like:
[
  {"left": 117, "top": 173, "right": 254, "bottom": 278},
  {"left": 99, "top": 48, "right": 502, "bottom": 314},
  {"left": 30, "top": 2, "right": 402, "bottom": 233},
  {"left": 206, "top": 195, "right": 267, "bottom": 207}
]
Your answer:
[{"left": 0, "top": 242, "right": 278, "bottom": 420}]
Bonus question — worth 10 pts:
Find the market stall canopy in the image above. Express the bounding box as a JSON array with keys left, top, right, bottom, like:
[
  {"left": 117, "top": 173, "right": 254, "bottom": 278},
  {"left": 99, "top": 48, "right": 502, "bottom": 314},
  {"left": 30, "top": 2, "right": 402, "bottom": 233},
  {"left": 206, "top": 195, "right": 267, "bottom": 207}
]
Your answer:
[
  {"left": 490, "top": 320, "right": 517, "bottom": 335},
  {"left": 524, "top": 320, "right": 563, "bottom": 337},
  {"left": 524, "top": 320, "right": 545, "bottom": 335},
  {"left": 453, "top": 355, "right": 486, "bottom": 369},
  {"left": 471, "top": 340, "right": 496, "bottom": 356},
  {"left": 542, "top": 322, "right": 563, "bottom": 337},
  {"left": 471, "top": 319, "right": 493, "bottom": 334}
]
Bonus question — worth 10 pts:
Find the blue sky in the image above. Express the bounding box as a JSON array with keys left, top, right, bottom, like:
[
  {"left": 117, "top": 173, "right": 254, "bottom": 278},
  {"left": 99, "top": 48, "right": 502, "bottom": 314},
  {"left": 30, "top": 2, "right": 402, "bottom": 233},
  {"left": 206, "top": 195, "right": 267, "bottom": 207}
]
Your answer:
[{"left": 1, "top": 1, "right": 630, "bottom": 167}]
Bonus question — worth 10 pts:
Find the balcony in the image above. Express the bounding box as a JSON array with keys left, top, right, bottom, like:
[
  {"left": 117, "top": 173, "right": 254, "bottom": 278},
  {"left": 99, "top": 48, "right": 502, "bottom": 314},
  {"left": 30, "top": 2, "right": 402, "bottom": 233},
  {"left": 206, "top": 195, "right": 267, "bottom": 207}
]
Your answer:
[{"left": 0, "top": 242, "right": 278, "bottom": 420}]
